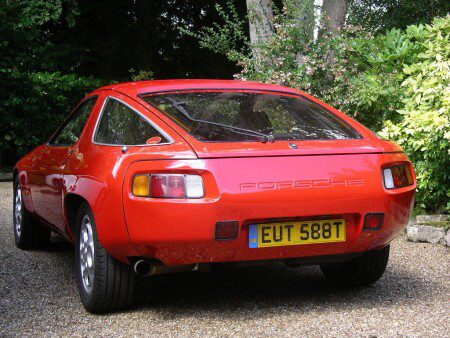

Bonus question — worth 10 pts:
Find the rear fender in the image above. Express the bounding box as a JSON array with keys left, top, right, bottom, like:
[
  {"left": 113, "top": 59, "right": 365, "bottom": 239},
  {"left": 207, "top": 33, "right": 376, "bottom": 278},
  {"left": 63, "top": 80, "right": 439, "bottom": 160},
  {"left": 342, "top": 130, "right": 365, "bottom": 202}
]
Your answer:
[
  {"left": 63, "top": 175, "right": 139, "bottom": 263},
  {"left": 14, "top": 145, "right": 46, "bottom": 214}
]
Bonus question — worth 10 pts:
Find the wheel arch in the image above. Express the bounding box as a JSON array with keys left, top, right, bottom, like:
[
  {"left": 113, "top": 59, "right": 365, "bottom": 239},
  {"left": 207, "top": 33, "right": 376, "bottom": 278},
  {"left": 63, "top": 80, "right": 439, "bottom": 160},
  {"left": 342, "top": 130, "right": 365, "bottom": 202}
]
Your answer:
[
  {"left": 64, "top": 193, "right": 90, "bottom": 239},
  {"left": 13, "top": 167, "right": 37, "bottom": 214}
]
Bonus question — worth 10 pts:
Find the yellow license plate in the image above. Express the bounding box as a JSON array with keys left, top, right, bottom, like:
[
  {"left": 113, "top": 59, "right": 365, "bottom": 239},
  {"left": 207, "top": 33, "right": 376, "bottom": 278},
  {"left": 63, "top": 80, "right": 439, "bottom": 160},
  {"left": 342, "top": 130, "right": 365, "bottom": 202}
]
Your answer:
[{"left": 248, "top": 219, "right": 346, "bottom": 248}]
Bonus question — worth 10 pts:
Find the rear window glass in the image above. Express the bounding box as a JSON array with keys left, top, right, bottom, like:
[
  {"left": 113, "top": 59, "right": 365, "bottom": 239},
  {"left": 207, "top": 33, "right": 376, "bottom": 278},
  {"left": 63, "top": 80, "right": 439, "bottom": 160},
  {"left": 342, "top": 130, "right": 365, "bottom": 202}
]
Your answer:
[{"left": 142, "top": 91, "right": 361, "bottom": 142}]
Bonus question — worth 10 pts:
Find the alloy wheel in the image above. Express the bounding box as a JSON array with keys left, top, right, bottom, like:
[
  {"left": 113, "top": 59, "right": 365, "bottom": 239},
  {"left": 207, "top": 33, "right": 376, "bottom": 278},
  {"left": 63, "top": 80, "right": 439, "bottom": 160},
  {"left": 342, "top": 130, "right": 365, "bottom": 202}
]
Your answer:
[
  {"left": 14, "top": 185, "right": 22, "bottom": 238},
  {"left": 79, "top": 215, "right": 95, "bottom": 293}
]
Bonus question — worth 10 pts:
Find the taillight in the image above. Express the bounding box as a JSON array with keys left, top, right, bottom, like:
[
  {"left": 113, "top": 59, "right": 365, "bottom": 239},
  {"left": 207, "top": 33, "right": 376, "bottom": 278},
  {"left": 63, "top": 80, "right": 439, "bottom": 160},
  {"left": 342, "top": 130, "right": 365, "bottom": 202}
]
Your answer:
[
  {"left": 132, "top": 174, "right": 204, "bottom": 198},
  {"left": 383, "top": 164, "right": 413, "bottom": 189}
]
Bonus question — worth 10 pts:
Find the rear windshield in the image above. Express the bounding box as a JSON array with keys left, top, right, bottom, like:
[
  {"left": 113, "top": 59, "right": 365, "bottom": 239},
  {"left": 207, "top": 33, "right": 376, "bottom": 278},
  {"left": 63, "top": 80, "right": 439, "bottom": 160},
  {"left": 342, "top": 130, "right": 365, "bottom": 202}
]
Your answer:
[{"left": 142, "top": 91, "right": 361, "bottom": 142}]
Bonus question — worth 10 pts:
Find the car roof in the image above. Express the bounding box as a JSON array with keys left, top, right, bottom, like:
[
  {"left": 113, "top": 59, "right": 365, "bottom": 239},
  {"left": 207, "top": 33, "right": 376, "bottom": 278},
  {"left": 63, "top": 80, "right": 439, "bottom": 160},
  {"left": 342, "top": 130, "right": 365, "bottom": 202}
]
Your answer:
[{"left": 92, "top": 79, "right": 300, "bottom": 97}]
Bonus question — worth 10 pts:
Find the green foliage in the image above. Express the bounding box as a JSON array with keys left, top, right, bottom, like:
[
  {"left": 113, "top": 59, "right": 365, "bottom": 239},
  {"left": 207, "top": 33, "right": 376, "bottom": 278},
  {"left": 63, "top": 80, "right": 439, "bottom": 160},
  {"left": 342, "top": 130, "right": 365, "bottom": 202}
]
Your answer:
[
  {"left": 1, "top": 71, "right": 103, "bottom": 159},
  {"left": 348, "top": 0, "right": 450, "bottom": 33},
  {"left": 0, "top": 0, "right": 102, "bottom": 163},
  {"left": 129, "top": 69, "right": 154, "bottom": 81},
  {"left": 180, "top": 0, "right": 250, "bottom": 63},
  {"left": 381, "top": 17, "right": 450, "bottom": 211}
]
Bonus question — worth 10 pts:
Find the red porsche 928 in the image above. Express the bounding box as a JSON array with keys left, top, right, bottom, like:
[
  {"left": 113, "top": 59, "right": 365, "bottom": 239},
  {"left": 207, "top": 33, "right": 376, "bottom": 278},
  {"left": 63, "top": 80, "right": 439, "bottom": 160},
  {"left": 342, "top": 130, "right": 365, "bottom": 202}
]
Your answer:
[{"left": 13, "top": 80, "right": 416, "bottom": 313}]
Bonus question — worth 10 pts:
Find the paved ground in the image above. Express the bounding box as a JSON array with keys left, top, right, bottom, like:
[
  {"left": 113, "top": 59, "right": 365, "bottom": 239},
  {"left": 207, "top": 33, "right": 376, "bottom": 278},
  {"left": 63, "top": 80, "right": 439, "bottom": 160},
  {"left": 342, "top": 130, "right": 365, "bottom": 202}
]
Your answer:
[{"left": 0, "top": 181, "right": 448, "bottom": 336}]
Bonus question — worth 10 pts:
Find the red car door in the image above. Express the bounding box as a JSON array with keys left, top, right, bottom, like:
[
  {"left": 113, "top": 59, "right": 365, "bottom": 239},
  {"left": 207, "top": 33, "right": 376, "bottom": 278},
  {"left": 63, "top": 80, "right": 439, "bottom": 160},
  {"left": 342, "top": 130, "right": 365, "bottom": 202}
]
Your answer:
[{"left": 29, "top": 96, "right": 98, "bottom": 232}]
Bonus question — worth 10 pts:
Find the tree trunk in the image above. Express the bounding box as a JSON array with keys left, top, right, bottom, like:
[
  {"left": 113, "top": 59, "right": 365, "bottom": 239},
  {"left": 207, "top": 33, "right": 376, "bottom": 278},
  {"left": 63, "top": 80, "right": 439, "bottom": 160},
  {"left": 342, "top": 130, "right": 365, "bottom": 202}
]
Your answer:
[
  {"left": 320, "top": 0, "right": 347, "bottom": 37},
  {"left": 246, "top": 0, "right": 274, "bottom": 57}
]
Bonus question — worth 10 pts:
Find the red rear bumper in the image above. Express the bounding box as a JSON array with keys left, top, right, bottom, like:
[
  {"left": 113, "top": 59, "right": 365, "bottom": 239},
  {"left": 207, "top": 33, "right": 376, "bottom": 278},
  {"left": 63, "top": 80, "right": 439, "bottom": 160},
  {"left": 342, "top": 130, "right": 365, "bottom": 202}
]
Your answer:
[{"left": 120, "top": 153, "right": 415, "bottom": 265}]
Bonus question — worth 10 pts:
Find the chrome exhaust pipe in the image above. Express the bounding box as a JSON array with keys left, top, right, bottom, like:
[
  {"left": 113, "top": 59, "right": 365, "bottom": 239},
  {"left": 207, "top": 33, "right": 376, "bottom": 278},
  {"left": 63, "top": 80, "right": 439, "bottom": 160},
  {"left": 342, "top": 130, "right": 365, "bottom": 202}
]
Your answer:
[
  {"left": 133, "top": 260, "right": 201, "bottom": 276},
  {"left": 133, "top": 260, "right": 152, "bottom": 276}
]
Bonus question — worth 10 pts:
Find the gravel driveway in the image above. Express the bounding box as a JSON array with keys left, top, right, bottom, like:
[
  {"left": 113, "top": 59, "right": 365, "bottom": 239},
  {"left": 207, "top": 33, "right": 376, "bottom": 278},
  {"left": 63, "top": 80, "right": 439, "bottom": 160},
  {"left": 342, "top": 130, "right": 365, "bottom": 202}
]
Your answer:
[{"left": 0, "top": 181, "right": 448, "bottom": 336}]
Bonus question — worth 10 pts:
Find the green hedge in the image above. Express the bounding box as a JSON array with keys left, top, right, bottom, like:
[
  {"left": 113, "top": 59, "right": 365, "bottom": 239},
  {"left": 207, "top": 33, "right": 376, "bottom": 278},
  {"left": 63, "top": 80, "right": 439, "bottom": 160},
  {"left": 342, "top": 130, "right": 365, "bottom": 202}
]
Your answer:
[{"left": 0, "top": 71, "right": 103, "bottom": 164}]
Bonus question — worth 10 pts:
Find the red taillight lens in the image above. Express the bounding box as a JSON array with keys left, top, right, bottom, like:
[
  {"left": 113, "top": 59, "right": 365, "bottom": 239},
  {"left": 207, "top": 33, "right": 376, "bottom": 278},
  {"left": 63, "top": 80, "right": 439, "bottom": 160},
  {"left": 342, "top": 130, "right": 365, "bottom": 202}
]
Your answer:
[
  {"left": 167, "top": 175, "right": 185, "bottom": 198},
  {"left": 383, "top": 164, "right": 413, "bottom": 189},
  {"left": 364, "top": 213, "right": 384, "bottom": 230},
  {"left": 133, "top": 174, "right": 204, "bottom": 198},
  {"left": 150, "top": 175, "right": 168, "bottom": 197}
]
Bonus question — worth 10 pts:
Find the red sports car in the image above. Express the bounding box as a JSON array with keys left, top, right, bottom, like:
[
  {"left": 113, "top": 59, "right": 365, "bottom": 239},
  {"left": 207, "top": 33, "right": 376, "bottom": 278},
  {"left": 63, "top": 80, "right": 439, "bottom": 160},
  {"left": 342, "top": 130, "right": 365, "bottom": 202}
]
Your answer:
[{"left": 13, "top": 80, "right": 416, "bottom": 313}]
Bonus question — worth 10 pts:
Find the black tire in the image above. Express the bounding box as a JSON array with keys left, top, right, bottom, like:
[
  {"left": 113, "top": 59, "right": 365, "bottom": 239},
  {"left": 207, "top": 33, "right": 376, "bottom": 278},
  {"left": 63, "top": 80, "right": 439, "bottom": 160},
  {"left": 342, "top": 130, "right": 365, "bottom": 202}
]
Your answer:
[
  {"left": 320, "top": 245, "right": 390, "bottom": 287},
  {"left": 75, "top": 202, "right": 135, "bottom": 313},
  {"left": 13, "top": 177, "right": 51, "bottom": 249}
]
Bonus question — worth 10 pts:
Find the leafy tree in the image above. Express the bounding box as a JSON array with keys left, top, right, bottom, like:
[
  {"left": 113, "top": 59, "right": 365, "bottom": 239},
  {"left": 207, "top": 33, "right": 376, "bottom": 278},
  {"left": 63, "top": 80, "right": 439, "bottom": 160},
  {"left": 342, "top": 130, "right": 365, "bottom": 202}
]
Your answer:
[
  {"left": 0, "top": 0, "right": 101, "bottom": 164},
  {"left": 348, "top": 0, "right": 450, "bottom": 33}
]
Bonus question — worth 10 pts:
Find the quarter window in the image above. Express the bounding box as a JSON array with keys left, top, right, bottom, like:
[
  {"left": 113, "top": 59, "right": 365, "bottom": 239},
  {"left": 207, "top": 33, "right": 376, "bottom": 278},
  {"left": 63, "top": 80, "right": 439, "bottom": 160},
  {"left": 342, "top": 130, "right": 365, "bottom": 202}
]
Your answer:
[
  {"left": 50, "top": 97, "right": 97, "bottom": 146},
  {"left": 94, "top": 98, "right": 169, "bottom": 145}
]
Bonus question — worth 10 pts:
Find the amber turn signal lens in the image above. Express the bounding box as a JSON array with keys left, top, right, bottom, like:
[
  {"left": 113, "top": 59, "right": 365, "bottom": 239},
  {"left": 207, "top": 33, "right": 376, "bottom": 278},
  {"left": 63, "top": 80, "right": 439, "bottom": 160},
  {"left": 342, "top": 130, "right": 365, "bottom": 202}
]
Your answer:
[{"left": 132, "top": 175, "right": 150, "bottom": 197}]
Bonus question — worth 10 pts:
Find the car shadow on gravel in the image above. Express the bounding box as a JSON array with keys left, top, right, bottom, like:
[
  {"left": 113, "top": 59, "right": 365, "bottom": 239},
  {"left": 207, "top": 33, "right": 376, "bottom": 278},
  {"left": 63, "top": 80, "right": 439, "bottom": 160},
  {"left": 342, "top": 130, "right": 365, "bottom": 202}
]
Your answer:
[
  {"left": 131, "top": 262, "right": 438, "bottom": 318},
  {"left": 47, "top": 235, "right": 73, "bottom": 252}
]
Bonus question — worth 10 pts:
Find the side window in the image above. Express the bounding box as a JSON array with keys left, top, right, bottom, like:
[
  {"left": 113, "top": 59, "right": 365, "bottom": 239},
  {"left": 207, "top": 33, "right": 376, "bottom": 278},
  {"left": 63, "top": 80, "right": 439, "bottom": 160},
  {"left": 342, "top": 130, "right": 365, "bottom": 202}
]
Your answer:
[
  {"left": 50, "top": 97, "right": 97, "bottom": 146},
  {"left": 94, "top": 98, "right": 169, "bottom": 145}
]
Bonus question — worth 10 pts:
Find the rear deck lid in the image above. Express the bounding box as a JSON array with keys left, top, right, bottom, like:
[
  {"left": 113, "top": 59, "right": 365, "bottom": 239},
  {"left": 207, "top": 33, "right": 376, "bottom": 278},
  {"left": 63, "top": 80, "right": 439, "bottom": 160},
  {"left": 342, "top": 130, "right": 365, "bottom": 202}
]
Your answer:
[{"left": 181, "top": 139, "right": 387, "bottom": 159}]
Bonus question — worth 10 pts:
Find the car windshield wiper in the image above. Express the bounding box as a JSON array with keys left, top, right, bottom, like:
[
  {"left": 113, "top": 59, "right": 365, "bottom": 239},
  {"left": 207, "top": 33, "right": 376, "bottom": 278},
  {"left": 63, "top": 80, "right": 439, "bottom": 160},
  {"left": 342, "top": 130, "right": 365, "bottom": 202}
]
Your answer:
[{"left": 166, "top": 97, "right": 274, "bottom": 143}]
